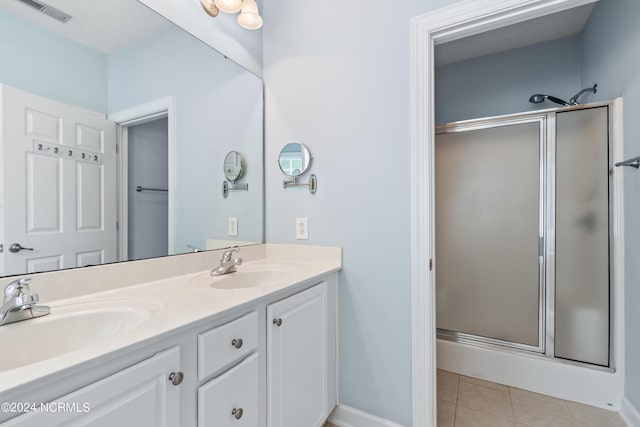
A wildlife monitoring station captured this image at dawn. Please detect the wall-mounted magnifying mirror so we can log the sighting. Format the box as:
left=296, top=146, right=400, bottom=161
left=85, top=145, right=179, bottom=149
left=278, top=142, right=312, bottom=177
left=224, top=151, right=244, bottom=182
left=279, top=142, right=317, bottom=194
left=222, top=151, right=248, bottom=198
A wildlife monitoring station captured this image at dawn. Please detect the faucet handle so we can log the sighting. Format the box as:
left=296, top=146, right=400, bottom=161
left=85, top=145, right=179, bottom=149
left=4, top=277, right=32, bottom=300
left=221, top=248, right=240, bottom=262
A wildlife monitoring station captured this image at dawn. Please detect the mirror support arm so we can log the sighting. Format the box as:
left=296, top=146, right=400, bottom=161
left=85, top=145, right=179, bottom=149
left=222, top=181, right=249, bottom=198
left=283, top=174, right=317, bottom=195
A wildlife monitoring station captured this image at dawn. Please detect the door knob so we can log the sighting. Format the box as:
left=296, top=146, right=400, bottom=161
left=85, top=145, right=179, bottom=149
left=231, top=338, right=243, bottom=349
left=9, top=243, right=34, bottom=253
left=272, top=318, right=282, bottom=327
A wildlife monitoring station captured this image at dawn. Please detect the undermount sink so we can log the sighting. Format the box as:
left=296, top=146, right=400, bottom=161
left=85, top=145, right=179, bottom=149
left=0, top=298, right=162, bottom=371
left=189, top=263, right=304, bottom=289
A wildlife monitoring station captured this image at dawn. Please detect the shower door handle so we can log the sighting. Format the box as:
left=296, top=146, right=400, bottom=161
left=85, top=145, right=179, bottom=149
left=538, top=237, right=544, bottom=257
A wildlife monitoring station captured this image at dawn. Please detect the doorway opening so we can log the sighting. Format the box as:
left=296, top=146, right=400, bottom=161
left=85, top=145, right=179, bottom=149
left=122, top=117, right=169, bottom=261
left=109, top=97, right=176, bottom=262
left=409, top=1, right=626, bottom=425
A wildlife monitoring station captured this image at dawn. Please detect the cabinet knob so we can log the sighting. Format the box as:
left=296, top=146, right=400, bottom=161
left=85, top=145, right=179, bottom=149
left=231, top=407, right=244, bottom=419
left=272, top=318, right=282, bottom=327
left=168, top=372, right=184, bottom=386
left=231, top=338, right=243, bottom=349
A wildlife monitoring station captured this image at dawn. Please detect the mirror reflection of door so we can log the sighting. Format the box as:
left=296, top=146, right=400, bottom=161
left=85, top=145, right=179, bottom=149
left=126, top=118, right=169, bottom=261
left=0, top=84, right=117, bottom=276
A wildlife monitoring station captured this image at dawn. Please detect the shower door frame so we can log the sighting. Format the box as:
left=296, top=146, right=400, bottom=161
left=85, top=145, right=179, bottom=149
left=434, top=103, right=617, bottom=366
left=435, top=114, right=548, bottom=355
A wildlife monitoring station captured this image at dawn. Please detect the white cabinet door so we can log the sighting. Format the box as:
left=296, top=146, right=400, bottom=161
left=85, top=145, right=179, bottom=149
left=198, top=353, right=259, bottom=427
left=267, top=282, right=328, bottom=427
left=4, top=347, right=181, bottom=427
left=0, top=84, right=117, bottom=276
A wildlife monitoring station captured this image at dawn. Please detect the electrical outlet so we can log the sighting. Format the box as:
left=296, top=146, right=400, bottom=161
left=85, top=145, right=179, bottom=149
left=296, top=217, right=309, bottom=240
left=228, top=217, right=238, bottom=236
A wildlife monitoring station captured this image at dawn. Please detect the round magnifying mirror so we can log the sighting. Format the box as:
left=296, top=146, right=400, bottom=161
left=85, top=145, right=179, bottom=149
left=223, top=151, right=244, bottom=182
left=278, top=142, right=312, bottom=177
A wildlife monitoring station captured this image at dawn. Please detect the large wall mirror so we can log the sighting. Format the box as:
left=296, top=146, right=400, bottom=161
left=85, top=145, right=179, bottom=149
left=0, top=0, right=264, bottom=277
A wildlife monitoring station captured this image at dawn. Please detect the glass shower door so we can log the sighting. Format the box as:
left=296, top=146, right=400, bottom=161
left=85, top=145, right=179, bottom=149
left=435, top=120, right=543, bottom=349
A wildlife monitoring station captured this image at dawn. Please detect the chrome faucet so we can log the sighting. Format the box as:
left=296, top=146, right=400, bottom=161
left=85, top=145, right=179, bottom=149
left=0, top=278, right=50, bottom=326
left=210, top=249, right=242, bottom=276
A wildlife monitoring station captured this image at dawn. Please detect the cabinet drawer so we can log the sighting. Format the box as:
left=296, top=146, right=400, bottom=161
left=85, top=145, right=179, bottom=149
left=198, top=353, right=258, bottom=427
left=198, top=311, right=258, bottom=380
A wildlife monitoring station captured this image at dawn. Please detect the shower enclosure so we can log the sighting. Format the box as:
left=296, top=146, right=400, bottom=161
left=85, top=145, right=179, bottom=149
left=435, top=103, right=614, bottom=367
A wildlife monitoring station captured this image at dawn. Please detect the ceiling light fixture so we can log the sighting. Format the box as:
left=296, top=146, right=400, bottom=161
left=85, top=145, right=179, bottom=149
left=215, top=0, right=242, bottom=13
left=201, top=0, right=263, bottom=30
left=237, top=0, right=263, bottom=30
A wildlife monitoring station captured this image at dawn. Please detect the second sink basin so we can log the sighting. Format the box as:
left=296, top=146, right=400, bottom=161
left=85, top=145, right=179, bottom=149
left=189, top=262, right=305, bottom=289
left=0, top=298, right=162, bottom=372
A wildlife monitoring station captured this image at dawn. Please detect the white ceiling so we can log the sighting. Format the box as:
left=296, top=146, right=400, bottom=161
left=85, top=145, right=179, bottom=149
left=2, top=0, right=172, bottom=54
left=435, top=3, right=597, bottom=66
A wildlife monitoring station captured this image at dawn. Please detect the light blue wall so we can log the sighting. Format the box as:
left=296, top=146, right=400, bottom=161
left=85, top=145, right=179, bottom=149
left=109, top=27, right=263, bottom=253
left=262, top=0, right=460, bottom=425
left=0, top=9, right=107, bottom=113
left=435, top=36, right=583, bottom=124
left=581, top=0, right=640, bottom=412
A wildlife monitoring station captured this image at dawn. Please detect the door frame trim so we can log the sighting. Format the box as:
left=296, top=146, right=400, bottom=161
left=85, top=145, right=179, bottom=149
left=409, top=1, right=608, bottom=425
left=109, top=97, right=177, bottom=260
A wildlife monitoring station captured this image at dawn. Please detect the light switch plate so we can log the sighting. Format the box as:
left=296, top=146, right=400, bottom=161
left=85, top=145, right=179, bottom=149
left=296, top=217, right=309, bottom=240
left=228, top=217, right=238, bottom=236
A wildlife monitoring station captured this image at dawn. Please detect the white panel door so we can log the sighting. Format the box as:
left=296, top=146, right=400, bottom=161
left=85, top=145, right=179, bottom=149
left=0, top=84, right=116, bottom=275
left=267, top=283, right=328, bottom=427
left=3, top=347, right=181, bottom=427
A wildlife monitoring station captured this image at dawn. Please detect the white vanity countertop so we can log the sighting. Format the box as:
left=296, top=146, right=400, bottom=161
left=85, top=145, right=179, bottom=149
left=0, top=244, right=341, bottom=395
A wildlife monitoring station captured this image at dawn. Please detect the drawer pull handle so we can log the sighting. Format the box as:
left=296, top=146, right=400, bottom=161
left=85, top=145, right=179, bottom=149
left=231, top=338, right=243, bottom=349
left=272, top=318, right=282, bottom=327
left=168, top=372, right=184, bottom=386
left=232, top=407, right=244, bottom=419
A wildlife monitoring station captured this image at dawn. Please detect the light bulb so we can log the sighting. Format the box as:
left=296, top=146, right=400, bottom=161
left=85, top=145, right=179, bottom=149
left=237, top=0, right=263, bottom=30
left=214, top=0, right=242, bottom=13
left=200, top=0, right=219, bottom=17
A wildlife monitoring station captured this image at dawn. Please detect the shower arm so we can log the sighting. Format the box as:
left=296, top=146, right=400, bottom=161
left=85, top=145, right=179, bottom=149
left=569, top=84, right=598, bottom=105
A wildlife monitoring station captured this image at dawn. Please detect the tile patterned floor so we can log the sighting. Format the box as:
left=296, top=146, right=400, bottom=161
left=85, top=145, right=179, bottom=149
left=437, top=370, right=626, bottom=427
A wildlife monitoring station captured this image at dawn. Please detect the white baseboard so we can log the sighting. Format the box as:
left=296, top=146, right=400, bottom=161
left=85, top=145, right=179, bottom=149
left=620, top=397, right=640, bottom=427
left=328, top=404, right=405, bottom=427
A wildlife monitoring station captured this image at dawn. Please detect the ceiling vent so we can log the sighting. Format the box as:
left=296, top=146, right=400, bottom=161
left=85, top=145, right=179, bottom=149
left=14, top=0, right=72, bottom=23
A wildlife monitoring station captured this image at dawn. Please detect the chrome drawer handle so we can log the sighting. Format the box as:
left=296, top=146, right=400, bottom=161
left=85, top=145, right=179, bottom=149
left=168, top=372, right=184, bottom=386
left=272, top=318, right=282, bottom=327
left=232, top=407, right=243, bottom=419
left=231, top=338, right=243, bottom=349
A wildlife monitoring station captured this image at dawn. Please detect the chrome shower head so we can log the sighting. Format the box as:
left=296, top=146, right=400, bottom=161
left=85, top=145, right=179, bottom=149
left=528, top=94, right=570, bottom=107
left=529, top=94, right=546, bottom=104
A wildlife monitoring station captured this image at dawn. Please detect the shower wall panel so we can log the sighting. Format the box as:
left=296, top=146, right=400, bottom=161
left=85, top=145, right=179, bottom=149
left=555, top=107, right=610, bottom=366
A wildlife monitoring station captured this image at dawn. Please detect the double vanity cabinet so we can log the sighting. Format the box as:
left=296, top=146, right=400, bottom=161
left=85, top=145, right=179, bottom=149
left=0, top=246, right=340, bottom=427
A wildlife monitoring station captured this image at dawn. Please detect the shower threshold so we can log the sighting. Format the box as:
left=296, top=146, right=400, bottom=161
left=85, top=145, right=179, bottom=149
left=437, top=328, right=543, bottom=354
